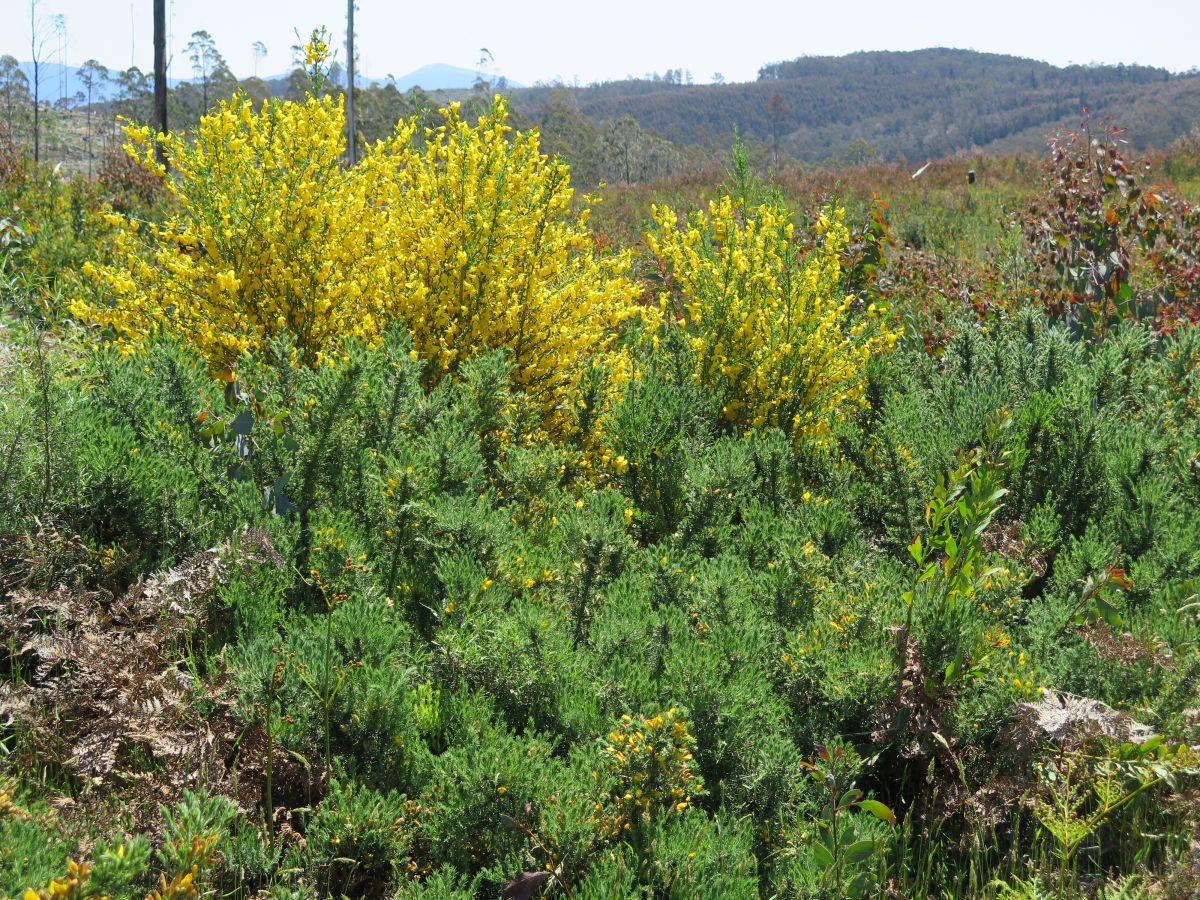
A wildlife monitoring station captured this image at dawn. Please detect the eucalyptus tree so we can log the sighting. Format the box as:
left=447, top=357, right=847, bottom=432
left=77, top=58, right=108, bottom=175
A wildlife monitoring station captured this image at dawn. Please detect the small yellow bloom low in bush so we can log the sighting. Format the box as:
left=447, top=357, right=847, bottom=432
left=648, top=198, right=900, bottom=443
left=597, top=708, right=703, bottom=834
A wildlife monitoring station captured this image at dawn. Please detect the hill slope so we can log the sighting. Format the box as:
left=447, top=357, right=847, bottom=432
left=510, top=48, right=1200, bottom=163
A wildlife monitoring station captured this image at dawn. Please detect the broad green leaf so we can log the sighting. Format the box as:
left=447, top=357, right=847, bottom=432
left=232, top=409, right=254, bottom=436
left=944, top=656, right=958, bottom=681
left=844, top=839, right=877, bottom=863
left=811, top=842, right=834, bottom=869
left=846, top=872, right=870, bottom=898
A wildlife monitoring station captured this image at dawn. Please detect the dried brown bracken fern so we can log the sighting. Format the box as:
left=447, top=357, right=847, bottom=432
left=0, top=530, right=295, bottom=834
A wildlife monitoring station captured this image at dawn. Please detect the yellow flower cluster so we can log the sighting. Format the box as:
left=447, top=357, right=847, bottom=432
left=977, top=565, right=1027, bottom=619
left=22, top=860, right=89, bottom=900
left=596, top=708, right=703, bottom=835
left=75, top=93, right=400, bottom=370
left=155, top=833, right=222, bottom=900
left=0, top=778, right=30, bottom=821
left=365, top=97, right=645, bottom=435
left=994, top=642, right=1047, bottom=699
left=303, top=32, right=329, bottom=67
left=19, top=837, right=211, bottom=900
left=648, top=199, right=900, bottom=443
left=74, top=94, right=645, bottom=437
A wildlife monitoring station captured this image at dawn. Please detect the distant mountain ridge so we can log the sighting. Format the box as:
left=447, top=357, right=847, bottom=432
left=16, top=61, right=186, bottom=104
left=509, top=47, right=1200, bottom=163
left=10, top=48, right=1198, bottom=165
left=255, top=63, right=522, bottom=91
left=385, top=64, right=521, bottom=92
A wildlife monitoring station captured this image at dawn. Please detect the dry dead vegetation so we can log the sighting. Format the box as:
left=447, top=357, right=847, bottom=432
left=0, top=527, right=312, bottom=842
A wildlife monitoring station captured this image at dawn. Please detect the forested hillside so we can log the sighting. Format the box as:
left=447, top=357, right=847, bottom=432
left=511, top=48, right=1200, bottom=164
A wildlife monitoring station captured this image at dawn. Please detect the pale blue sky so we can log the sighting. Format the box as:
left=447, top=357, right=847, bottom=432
left=2, top=0, right=1198, bottom=86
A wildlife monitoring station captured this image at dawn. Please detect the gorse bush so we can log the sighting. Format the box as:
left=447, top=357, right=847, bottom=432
left=0, top=147, right=117, bottom=301
left=648, top=197, right=899, bottom=443
left=599, top=708, right=704, bottom=835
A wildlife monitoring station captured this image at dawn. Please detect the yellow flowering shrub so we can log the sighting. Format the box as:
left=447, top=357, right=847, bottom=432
left=365, top=97, right=644, bottom=435
left=73, top=92, right=643, bottom=437
left=595, top=708, right=703, bottom=835
left=74, top=94, right=407, bottom=369
left=648, top=198, right=900, bottom=443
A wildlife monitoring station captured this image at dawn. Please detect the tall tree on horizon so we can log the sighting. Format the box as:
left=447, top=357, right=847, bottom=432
left=78, top=58, right=108, bottom=177
left=0, top=56, right=30, bottom=139
left=185, top=30, right=230, bottom=113
left=29, top=0, right=54, bottom=163
left=116, top=66, right=151, bottom=128
left=252, top=40, right=267, bottom=78
left=154, top=0, right=167, bottom=169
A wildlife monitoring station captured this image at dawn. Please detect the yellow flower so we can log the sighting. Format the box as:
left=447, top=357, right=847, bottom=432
left=599, top=710, right=702, bottom=836
left=303, top=29, right=330, bottom=67
left=648, top=199, right=899, bottom=446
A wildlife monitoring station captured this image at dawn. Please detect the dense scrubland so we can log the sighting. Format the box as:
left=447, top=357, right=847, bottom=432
left=1, top=43, right=1200, bottom=900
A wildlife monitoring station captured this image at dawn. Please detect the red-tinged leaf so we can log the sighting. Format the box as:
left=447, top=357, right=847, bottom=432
left=908, top=535, right=923, bottom=563
left=857, top=799, right=897, bottom=825
left=1107, top=566, right=1133, bottom=590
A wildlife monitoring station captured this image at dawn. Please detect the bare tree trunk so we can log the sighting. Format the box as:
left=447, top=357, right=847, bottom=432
left=153, top=0, right=168, bottom=169
left=31, top=0, right=40, bottom=163
left=345, top=0, right=356, bottom=164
